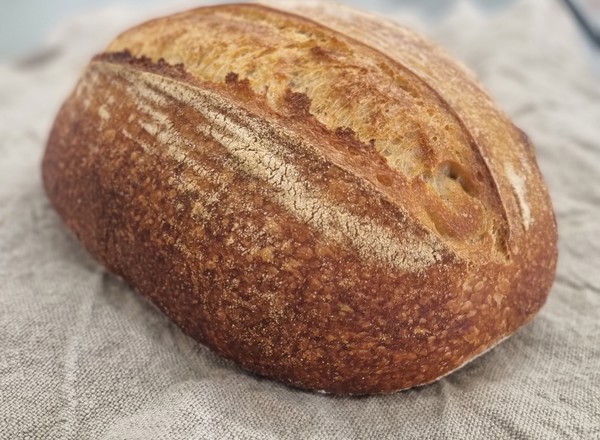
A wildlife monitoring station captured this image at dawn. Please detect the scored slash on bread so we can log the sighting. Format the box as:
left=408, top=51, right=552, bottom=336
left=42, top=3, right=557, bottom=394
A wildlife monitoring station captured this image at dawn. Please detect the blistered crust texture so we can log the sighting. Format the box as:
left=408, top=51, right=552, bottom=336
left=42, top=3, right=557, bottom=394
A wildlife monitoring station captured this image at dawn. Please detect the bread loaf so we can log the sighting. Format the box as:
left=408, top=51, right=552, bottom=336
left=42, top=2, right=558, bottom=394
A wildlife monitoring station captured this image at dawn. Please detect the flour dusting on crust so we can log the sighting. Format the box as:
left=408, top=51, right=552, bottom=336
left=505, top=162, right=532, bottom=230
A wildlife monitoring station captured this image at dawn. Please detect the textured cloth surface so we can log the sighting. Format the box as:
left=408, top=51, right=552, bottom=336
left=1, top=0, right=599, bottom=438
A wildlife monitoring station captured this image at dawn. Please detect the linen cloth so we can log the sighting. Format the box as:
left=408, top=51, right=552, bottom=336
left=1, top=0, right=599, bottom=438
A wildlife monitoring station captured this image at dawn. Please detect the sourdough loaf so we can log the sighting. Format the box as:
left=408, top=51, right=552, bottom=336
left=42, top=2, right=558, bottom=394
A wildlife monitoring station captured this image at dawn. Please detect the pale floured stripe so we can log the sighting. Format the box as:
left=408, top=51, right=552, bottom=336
left=504, top=162, right=532, bottom=231
left=194, top=104, right=444, bottom=272
left=121, top=82, right=227, bottom=223
left=118, top=95, right=223, bottom=256
left=95, top=62, right=444, bottom=271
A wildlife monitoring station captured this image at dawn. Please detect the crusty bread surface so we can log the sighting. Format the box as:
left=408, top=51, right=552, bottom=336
left=42, top=2, right=557, bottom=394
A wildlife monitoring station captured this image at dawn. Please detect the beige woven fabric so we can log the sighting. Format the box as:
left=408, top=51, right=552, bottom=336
left=1, top=1, right=599, bottom=438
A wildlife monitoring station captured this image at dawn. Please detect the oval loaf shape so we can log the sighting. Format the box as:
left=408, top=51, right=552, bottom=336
left=42, top=2, right=558, bottom=394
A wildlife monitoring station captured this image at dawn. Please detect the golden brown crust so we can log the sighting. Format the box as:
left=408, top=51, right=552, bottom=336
left=42, top=3, right=557, bottom=394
